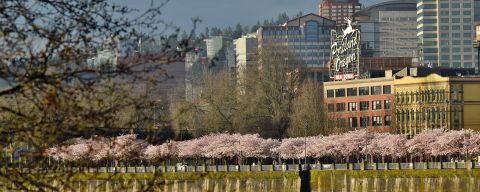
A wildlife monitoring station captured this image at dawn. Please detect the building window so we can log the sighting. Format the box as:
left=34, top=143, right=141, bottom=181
left=372, top=100, right=382, bottom=110
left=372, top=116, right=382, bottom=126
left=371, top=86, right=381, bottom=95
left=336, top=103, right=345, bottom=112
left=349, top=117, right=358, bottom=128
left=348, top=102, right=357, bottom=111
left=337, top=118, right=347, bottom=128
left=328, top=104, right=334, bottom=112
left=359, top=87, right=369, bottom=95
left=454, top=108, right=460, bottom=129
left=383, top=85, right=391, bottom=94
left=305, top=21, right=318, bottom=42
left=360, top=116, right=369, bottom=127
left=347, top=88, right=358, bottom=96
left=385, top=116, right=391, bottom=126
left=327, top=90, right=334, bottom=98
left=360, top=101, right=369, bottom=111
left=384, top=100, right=391, bottom=109
left=335, top=89, right=345, bottom=97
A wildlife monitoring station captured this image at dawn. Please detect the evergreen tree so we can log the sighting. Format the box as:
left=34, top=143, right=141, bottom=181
left=276, top=12, right=290, bottom=25
left=233, top=23, right=244, bottom=39
left=204, top=27, right=210, bottom=38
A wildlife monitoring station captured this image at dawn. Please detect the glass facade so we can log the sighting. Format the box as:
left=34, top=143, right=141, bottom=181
left=305, top=21, right=319, bottom=42
left=418, top=0, right=477, bottom=69
left=258, top=14, right=336, bottom=71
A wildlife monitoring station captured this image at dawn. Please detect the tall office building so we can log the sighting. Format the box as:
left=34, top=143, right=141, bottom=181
left=417, top=0, right=478, bottom=69
left=319, top=0, right=362, bottom=25
left=354, top=0, right=417, bottom=57
left=204, top=36, right=235, bottom=70
left=257, top=13, right=336, bottom=81
left=234, top=33, right=258, bottom=85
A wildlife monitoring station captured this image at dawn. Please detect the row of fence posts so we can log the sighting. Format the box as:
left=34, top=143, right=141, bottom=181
left=2, top=161, right=476, bottom=174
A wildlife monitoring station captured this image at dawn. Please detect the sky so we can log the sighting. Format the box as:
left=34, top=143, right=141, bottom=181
left=116, top=0, right=388, bottom=32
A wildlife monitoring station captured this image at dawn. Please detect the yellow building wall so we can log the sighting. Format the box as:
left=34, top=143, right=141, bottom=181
left=463, top=84, right=480, bottom=102
left=464, top=105, right=480, bottom=131
left=462, top=84, right=480, bottom=131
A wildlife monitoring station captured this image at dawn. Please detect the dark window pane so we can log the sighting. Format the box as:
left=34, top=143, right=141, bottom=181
left=372, top=100, right=382, bottom=110
left=371, top=86, right=381, bottom=95
left=359, top=87, right=369, bottom=95
left=360, top=101, right=369, bottom=111
left=360, top=117, right=369, bottom=127
left=383, top=85, right=391, bottom=94
left=384, top=100, right=391, bottom=109
left=327, top=90, right=334, bottom=98
left=347, top=88, right=358, bottom=96
left=385, top=116, right=392, bottom=126
left=328, top=104, right=334, bottom=112
left=349, top=117, right=358, bottom=128
left=335, top=88, right=345, bottom=97
left=336, top=103, right=345, bottom=112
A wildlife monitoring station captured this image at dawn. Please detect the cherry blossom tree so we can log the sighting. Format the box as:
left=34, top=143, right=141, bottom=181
left=44, top=129, right=480, bottom=165
left=201, top=133, right=239, bottom=162
left=431, top=130, right=464, bottom=158
left=406, top=128, right=444, bottom=161
left=310, top=134, right=340, bottom=160
left=376, top=134, right=407, bottom=162
left=272, top=137, right=305, bottom=161
left=341, top=130, right=372, bottom=162
left=362, top=133, right=388, bottom=162
left=111, top=134, right=146, bottom=163
left=466, top=130, right=480, bottom=157
left=143, top=144, right=171, bottom=161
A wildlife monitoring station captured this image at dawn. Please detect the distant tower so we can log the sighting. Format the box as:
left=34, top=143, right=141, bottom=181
left=319, top=0, right=362, bottom=25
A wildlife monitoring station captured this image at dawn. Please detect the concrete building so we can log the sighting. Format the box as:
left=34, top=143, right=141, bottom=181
left=204, top=36, right=235, bottom=70
left=319, top=0, right=362, bottom=25
left=353, top=0, right=417, bottom=57
left=234, top=33, right=258, bottom=86
left=417, top=0, right=478, bottom=70
left=185, top=51, right=208, bottom=102
left=257, top=13, right=336, bottom=81
left=324, top=74, right=394, bottom=133
left=394, top=74, right=480, bottom=136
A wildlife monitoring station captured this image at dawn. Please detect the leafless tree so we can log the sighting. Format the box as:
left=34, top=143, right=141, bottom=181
left=0, top=0, right=197, bottom=190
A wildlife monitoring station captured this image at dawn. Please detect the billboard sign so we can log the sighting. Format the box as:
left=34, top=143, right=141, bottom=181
left=330, top=18, right=361, bottom=81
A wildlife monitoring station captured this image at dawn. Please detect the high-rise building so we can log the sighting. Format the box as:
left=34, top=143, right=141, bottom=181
left=204, top=36, right=235, bottom=70
left=257, top=13, right=336, bottom=81
left=319, top=0, right=362, bottom=25
left=234, top=33, right=258, bottom=86
left=417, top=0, right=478, bottom=70
left=185, top=51, right=208, bottom=102
left=354, top=0, right=417, bottom=57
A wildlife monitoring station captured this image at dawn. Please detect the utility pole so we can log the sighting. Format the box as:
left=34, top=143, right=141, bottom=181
left=303, top=119, right=308, bottom=170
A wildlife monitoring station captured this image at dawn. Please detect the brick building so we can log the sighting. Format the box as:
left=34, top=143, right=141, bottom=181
left=324, top=75, right=394, bottom=133
left=319, top=0, right=362, bottom=25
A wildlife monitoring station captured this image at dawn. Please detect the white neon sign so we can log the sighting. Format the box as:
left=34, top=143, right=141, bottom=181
left=330, top=18, right=361, bottom=80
